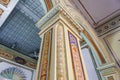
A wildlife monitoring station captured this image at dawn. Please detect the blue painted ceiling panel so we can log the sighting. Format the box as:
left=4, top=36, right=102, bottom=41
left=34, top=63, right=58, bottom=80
left=0, top=8, right=42, bottom=59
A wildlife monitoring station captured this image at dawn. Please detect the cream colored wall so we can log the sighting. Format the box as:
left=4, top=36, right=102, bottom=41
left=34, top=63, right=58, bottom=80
left=100, top=27, right=120, bottom=63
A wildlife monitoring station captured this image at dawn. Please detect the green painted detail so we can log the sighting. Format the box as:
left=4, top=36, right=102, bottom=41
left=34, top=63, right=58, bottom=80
left=101, top=67, right=117, bottom=76
left=81, top=25, right=107, bottom=63
left=97, top=63, right=115, bottom=70
left=36, top=4, right=60, bottom=28
left=80, top=32, right=102, bottom=66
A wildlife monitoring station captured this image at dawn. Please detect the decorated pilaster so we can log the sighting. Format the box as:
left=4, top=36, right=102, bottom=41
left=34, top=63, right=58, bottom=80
left=35, top=0, right=120, bottom=80
left=35, top=4, right=87, bottom=80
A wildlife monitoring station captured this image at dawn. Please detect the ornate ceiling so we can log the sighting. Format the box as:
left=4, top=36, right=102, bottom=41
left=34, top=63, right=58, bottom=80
left=0, top=0, right=120, bottom=60
left=73, top=0, right=120, bottom=28
left=0, top=0, right=47, bottom=59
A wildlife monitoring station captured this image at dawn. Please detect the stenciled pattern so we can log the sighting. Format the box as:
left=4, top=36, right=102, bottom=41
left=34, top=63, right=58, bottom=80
left=68, top=31, right=85, bottom=80
left=40, top=31, right=52, bottom=80
left=95, top=15, right=120, bottom=36
left=57, top=25, right=67, bottom=80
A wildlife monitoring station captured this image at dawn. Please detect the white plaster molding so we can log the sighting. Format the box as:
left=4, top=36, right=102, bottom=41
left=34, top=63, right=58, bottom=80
left=0, top=0, right=19, bottom=27
left=36, top=4, right=83, bottom=32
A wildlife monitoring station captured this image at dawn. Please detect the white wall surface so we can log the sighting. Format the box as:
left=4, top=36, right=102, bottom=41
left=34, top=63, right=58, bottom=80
left=0, top=0, right=19, bottom=27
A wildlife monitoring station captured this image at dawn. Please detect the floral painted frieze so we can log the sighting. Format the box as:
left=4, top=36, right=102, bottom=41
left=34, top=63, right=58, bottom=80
left=68, top=31, right=85, bottom=80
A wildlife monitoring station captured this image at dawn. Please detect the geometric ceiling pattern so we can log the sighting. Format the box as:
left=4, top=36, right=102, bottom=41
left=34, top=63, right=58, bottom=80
left=0, top=8, right=41, bottom=59
left=0, top=0, right=47, bottom=59
left=17, top=0, right=46, bottom=22
left=21, top=0, right=45, bottom=17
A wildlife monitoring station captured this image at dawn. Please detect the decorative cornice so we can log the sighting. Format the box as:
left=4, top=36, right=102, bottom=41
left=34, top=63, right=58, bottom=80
left=36, top=4, right=60, bottom=27
left=0, top=44, right=37, bottom=69
left=95, top=15, right=120, bottom=37
left=36, top=4, right=83, bottom=31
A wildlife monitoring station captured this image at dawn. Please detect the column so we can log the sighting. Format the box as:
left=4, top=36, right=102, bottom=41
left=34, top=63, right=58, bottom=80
left=35, top=5, right=87, bottom=80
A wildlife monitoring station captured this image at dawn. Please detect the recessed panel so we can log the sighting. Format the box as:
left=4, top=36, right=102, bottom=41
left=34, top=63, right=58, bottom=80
left=104, top=30, right=120, bottom=67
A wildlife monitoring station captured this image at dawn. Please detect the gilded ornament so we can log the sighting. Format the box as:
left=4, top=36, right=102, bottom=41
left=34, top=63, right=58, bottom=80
left=0, top=0, right=10, bottom=5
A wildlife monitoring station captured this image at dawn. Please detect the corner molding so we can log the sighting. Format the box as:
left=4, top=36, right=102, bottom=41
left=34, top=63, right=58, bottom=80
left=35, top=4, right=83, bottom=31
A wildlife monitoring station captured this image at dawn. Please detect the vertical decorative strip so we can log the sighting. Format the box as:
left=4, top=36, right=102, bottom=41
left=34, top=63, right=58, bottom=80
left=40, top=30, right=52, bottom=80
left=68, top=31, right=85, bottom=80
left=57, top=25, right=67, bottom=80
